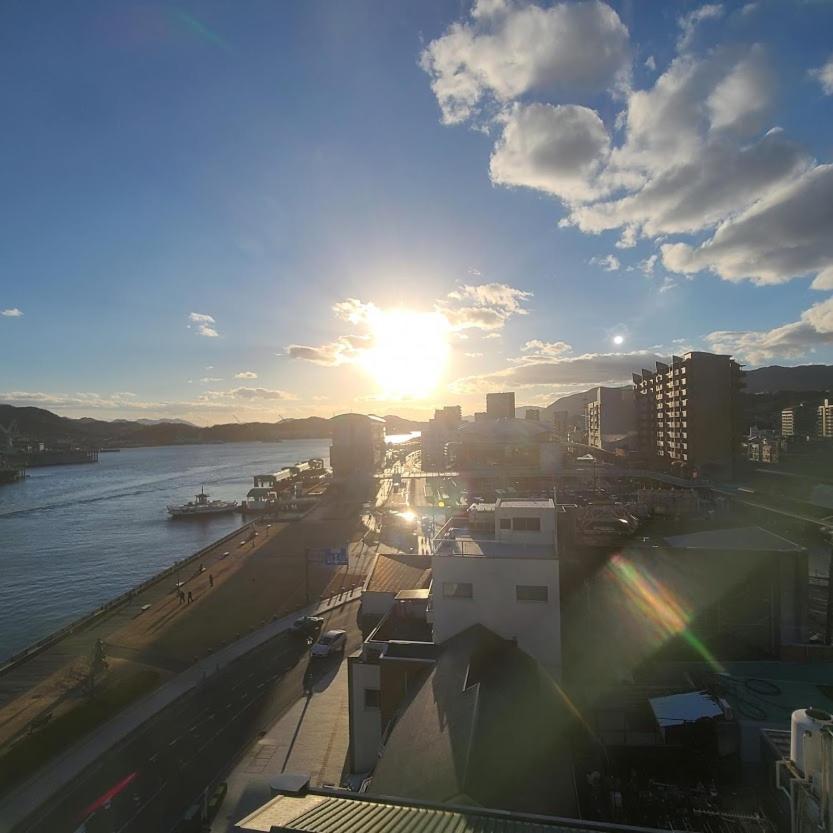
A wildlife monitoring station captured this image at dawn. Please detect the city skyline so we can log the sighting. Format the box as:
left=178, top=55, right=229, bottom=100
left=2, top=1, right=833, bottom=424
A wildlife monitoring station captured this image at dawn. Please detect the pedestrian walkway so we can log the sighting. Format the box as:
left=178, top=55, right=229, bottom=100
left=0, top=587, right=362, bottom=833
left=211, top=660, right=350, bottom=832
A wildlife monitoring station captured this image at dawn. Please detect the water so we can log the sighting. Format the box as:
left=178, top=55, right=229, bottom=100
left=0, top=441, right=330, bottom=661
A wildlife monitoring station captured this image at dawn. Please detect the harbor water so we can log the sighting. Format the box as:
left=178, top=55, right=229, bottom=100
left=0, top=441, right=330, bottom=661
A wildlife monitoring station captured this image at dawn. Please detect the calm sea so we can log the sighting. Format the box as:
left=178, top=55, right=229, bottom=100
left=0, top=441, right=331, bottom=661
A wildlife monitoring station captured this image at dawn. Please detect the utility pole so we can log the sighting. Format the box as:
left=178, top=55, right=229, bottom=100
left=304, top=548, right=310, bottom=606
left=826, top=539, right=833, bottom=646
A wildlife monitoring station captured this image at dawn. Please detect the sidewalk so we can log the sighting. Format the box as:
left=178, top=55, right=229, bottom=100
left=210, top=660, right=351, bottom=832
left=0, top=587, right=362, bottom=833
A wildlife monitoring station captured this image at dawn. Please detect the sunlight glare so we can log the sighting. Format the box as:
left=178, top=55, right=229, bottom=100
left=360, top=308, right=450, bottom=399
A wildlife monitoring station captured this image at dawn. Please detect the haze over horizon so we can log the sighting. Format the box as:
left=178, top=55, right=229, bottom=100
left=3, top=1, right=833, bottom=424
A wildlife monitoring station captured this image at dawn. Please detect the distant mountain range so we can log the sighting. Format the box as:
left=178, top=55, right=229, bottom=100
left=0, top=405, right=425, bottom=448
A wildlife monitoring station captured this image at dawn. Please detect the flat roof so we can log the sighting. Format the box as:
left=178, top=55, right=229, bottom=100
left=366, top=553, right=431, bottom=594
left=649, top=690, right=725, bottom=728
left=664, top=526, right=804, bottom=552
left=394, top=589, right=430, bottom=600
left=435, top=533, right=554, bottom=559
left=497, top=498, right=555, bottom=509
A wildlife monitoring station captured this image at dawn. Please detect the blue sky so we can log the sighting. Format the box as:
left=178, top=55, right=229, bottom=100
left=2, top=0, right=833, bottom=423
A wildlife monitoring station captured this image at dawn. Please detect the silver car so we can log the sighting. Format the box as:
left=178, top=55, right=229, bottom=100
left=310, top=629, right=347, bottom=658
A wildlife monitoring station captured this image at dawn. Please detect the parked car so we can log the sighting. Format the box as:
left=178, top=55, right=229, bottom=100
left=290, top=616, right=324, bottom=639
left=310, top=629, right=347, bottom=658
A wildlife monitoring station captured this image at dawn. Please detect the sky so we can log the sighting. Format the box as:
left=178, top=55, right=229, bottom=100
left=1, top=0, right=833, bottom=424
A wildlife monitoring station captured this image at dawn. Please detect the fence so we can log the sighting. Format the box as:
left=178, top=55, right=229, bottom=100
left=0, top=522, right=255, bottom=677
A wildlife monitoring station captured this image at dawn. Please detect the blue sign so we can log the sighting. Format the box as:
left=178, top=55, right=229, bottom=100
left=324, top=546, right=349, bottom=566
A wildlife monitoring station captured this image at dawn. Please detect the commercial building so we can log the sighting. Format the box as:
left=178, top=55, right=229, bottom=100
left=781, top=403, right=816, bottom=439
left=420, top=404, right=462, bottom=471
left=585, top=386, right=636, bottom=452
left=525, top=407, right=540, bottom=422
left=818, top=398, right=833, bottom=438
left=552, top=409, right=569, bottom=436
left=632, top=351, right=743, bottom=478
left=486, top=391, right=515, bottom=419
left=329, top=414, right=385, bottom=481
left=450, top=418, right=562, bottom=474
left=430, top=498, right=561, bottom=677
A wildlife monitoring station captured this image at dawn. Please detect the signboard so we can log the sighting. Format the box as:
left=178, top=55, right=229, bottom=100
left=324, top=546, right=349, bottom=566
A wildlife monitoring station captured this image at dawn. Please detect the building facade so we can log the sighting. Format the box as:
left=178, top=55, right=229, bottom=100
left=585, top=386, right=636, bottom=452
left=632, top=351, right=743, bottom=478
left=486, top=391, right=516, bottom=419
left=329, top=414, right=386, bottom=481
left=781, top=403, right=816, bottom=439
left=818, top=399, right=833, bottom=438
left=421, top=404, right=463, bottom=471
left=430, top=498, right=561, bottom=676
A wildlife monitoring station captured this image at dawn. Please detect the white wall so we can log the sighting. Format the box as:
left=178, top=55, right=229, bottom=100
left=348, top=658, right=382, bottom=773
left=495, top=502, right=557, bottom=549
left=430, top=553, right=561, bottom=677
left=361, top=590, right=397, bottom=619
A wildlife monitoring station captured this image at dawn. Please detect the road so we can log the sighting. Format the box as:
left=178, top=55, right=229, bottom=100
left=16, top=603, right=361, bottom=833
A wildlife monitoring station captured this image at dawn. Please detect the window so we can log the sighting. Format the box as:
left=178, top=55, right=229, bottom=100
left=364, top=689, right=380, bottom=709
left=499, top=518, right=511, bottom=530
left=443, top=582, right=473, bottom=599
left=512, top=516, right=541, bottom=532
left=516, top=585, right=548, bottom=602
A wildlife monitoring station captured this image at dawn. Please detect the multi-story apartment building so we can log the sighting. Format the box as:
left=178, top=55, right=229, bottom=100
left=585, top=386, right=636, bottom=451
left=817, top=398, right=833, bottom=438
left=632, top=352, right=743, bottom=478
left=486, top=391, right=515, bottom=419
left=420, top=404, right=463, bottom=470
left=782, top=403, right=816, bottom=439
left=329, top=413, right=386, bottom=480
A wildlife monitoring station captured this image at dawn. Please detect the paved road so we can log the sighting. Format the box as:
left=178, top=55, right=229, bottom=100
left=15, top=603, right=361, bottom=833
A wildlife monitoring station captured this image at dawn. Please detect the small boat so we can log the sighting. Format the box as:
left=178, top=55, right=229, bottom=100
left=167, top=487, right=238, bottom=518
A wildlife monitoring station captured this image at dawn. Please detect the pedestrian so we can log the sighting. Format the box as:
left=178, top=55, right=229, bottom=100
left=187, top=590, right=193, bottom=604
left=209, top=574, right=214, bottom=588
left=178, top=589, right=184, bottom=605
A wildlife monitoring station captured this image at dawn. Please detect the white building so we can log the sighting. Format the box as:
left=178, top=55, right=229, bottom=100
left=430, top=498, right=561, bottom=677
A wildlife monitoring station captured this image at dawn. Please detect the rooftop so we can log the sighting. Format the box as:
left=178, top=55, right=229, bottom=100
left=497, top=498, right=555, bottom=509
left=366, top=553, right=431, bottom=594
left=368, top=625, right=579, bottom=816
left=236, top=787, right=668, bottom=833
left=664, top=526, right=804, bottom=552
left=434, top=531, right=553, bottom=559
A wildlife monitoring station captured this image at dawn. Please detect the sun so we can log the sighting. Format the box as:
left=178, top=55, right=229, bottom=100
left=359, top=308, right=450, bottom=399
left=613, top=334, right=625, bottom=346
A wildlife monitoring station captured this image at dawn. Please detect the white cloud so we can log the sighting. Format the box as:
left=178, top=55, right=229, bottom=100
left=464, top=351, right=484, bottom=358
left=420, top=0, right=630, bottom=124
left=639, top=254, right=658, bottom=275
left=188, top=312, right=219, bottom=338
left=662, top=164, right=833, bottom=286
left=644, top=55, right=656, bottom=72
left=1, top=308, right=23, bottom=317
left=198, top=387, right=296, bottom=402
left=234, top=371, right=258, bottom=379
left=286, top=335, right=370, bottom=366
left=677, top=4, right=724, bottom=53
left=706, top=297, right=833, bottom=363
left=200, top=376, right=223, bottom=383
left=490, top=103, right=611, bottom=201
left=589, top=254, right=621, bottom=271
left=520, top=339, right=573, bottom=357
left=810, top=54, right=833, bottom=96
left=450, top=346, right=667, bottom=393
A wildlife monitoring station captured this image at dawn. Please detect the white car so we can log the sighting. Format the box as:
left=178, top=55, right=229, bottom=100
left=310, top=629, right=347, bottom=658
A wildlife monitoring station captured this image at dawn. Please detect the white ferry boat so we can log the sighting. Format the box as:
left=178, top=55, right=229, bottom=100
left=167, top=487, right=238, bottom=518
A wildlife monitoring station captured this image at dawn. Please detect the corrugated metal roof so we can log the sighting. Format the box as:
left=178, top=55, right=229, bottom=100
left=238, top=792, right=612, bottom=833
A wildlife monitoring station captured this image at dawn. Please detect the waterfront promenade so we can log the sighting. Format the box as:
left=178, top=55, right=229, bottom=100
left=0, top=487, right=374, bottom=793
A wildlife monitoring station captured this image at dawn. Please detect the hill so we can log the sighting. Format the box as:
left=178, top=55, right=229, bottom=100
left=743, top=364, right=833, bottom=393
left=0, top=405, right=424, bottom=448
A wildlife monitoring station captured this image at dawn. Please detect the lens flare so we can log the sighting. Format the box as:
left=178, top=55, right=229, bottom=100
left=608, top=554, right=723, bottom=672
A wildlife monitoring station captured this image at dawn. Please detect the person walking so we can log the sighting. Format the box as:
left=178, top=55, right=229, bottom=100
left=187, top=590, right=193, bottom=604
left=209, top=573, right=214, bottom=588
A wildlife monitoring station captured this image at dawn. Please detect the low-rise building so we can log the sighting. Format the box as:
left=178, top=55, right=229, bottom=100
left=430, top=498, right=561, bottom=677
left=361, top=553, right=431, bottom=619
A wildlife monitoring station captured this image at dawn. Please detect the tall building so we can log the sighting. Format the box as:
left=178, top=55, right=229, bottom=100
left=632, top=351, right=743, bottom=478
left=421, top=404, right=462, bottom=470
left=552, top=410, right=569, bottom=436
left=818, top=399, right=833, bottom=438
left=329, top=414, right=386, bottom=480
left=525, top=408, right=540, bottom=422
left=486, top=391, right=515, bottom=419
left=585, top=386, right=636, bottom=451
left=781, top=403, right=815, bottom=439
